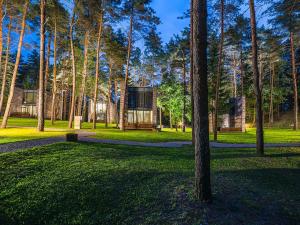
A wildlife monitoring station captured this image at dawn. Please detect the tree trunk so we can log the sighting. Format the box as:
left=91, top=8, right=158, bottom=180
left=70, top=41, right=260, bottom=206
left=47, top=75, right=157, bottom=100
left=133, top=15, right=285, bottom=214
left=240, top=50, right=245, bottom=97
left=193, top=0, right=212, bottom=202
left=169, top=110, right=172, bottom=129
left=1, top=0, right=29, bottom=128
left=233, top=53, right=237, bottom=98
left=190, top=0, right=195, bottom=145
left=0, top=16, right=12, bottom=115
left=37, top=0, right=46, bottom=132
left=160, top=107, right=162, bottom=130
left=45, top=35, right=51, bottom=92
left=182, top=56, right=186, bottom=132
left=114, top=79, right=118, bottom=126
left=92, top=15, right=103, bottom=129
left=77, top=31, right=89, bottom=117
left=120, top=11, right=133, bottom=131
left=290, top=32, right=298, bottom=130
left=269, top=62, right=274, bottom=126
left=213, top=0, right=224, bottom=141
left=107, top=62, right=113, bottom=124
left=51, top=21, right=58, bottom=124
left=0, top=0, right=4, bottom=88
left=82, top=94, right=87, bottom=122
left=249, top=0, right=264, bottom=155
left=68, top=12, right=77, bottom=129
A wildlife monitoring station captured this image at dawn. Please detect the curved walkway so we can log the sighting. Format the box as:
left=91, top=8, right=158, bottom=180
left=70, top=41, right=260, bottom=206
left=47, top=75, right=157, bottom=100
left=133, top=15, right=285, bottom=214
left=1, top=132, right=300, bottom=153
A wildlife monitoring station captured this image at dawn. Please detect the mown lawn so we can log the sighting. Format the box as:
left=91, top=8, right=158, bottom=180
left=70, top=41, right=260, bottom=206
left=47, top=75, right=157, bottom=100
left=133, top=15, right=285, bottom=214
left=0, top=142, right=299, bottom=225
left=0, top=128, right=67, bottom=144
left=2, top=117, right=300, bottom=144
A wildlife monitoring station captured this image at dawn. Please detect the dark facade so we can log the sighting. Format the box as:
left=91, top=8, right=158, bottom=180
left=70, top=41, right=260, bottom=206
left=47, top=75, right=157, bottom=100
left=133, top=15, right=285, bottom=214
left=120, top=84, right=157, bottom=130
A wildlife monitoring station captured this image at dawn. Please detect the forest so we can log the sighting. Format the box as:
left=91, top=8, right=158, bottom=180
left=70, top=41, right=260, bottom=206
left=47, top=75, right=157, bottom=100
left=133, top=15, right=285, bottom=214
left=0, top=0, right=300, bottom=221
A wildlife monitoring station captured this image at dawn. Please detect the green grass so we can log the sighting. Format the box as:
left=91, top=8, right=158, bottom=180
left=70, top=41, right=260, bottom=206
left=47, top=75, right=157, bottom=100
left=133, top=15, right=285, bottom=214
left=0, top=143, right=299, bottom=224
left=2, top=117, right=300, bottom=144
left=0, top=128, right=67, bottom=144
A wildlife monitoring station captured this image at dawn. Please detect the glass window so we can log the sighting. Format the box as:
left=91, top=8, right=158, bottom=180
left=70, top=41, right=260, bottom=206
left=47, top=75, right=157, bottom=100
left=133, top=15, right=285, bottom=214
left=143, top=111, right=152, bottom=124
left=24, top=91, right=36, bottom=104
left=128, top=110, right=135, bottom=124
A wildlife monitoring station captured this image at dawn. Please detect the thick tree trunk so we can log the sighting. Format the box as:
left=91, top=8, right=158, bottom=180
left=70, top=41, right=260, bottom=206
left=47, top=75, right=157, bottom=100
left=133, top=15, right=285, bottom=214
left=120, top=12, right=133, bottom=131
left=68, top=12, right=77, bottom=129
left=193, top=0, right=212, bottom=202
left=269, top=62, right=274, bottom=126
left=1, top=0, right=29, bottom=128
left=213, top=0, right=224, bottom=141
left=182, top=57, right=186, bottom=132
left=249, top=0, right=264, bottom=155
left=51, top=22, right=58, bottom=124
left=190, top=0, right=195, bottom=145
left=37, top=0, right=46, bottom=132
left=92, top=15, right=103, bottom=129
left=0, top=16, right=12, bottom=115
left=77, top=31, right=89, bottom=116
left=290, top=32, right=298, bottom=130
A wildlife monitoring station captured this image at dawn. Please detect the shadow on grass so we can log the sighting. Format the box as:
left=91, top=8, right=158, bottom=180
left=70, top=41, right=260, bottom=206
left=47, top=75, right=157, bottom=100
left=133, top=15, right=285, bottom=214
left=1, top=143, right=299, bottom=225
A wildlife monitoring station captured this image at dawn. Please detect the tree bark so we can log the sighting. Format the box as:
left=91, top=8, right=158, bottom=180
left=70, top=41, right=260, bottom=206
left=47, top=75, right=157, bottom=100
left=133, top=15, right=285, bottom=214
left=114, top=79, right=118, bottom=126
left=1, top=0, right=29, bottom=128
left=45, top=34, right=51, bottom=93
left=68, top=11, right=77, bottom=129
left=120, top=11, right=133, bottom=131
left=169, top=110, right=172, bottom=129
left=290, top=32, right=298, bottom=130
left=269, top=62, right=274, bottom=126
left=249, top=0, right=264, bottom=155
left=213, top=0, right=224, bottom=141
left=160, top=107, right=162, bottom=130
left=37, top=0, right=46, bottom=132
left=51, top=21, right=58, bottom=124
left=107, top=62, right=113, bottom=124
left=193, top=0, right=212, bottom=202
left=92, top=14, right=103, bottom=129
left=0, top=0, right=4, bottom=88
left=77, top=31, right=89, bottom=116
left=240, top=50, right=245, bottom=97
left=0, top=16, right=12, bottom=115
left=190, top=0, right=195, bottom=145
left=182, top=55, right=186, bottom=132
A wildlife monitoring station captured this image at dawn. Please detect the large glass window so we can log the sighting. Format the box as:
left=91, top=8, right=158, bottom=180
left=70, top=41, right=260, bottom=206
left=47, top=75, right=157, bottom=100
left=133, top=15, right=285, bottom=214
left=23, top=91, right=37, bottom=104
left=127, top=110, right=152, bottom=124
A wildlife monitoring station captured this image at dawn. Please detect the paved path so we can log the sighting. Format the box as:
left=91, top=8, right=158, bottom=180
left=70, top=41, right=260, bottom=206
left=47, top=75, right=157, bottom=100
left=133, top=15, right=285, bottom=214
left=80, top=137, right=300, bottom=148
left=0, top=131, right=95, bottom=153
left=2, top=131, right=300, bottom=153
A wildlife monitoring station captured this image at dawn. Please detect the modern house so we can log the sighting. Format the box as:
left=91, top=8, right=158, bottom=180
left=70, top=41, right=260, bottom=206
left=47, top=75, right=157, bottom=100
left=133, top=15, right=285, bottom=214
left=119, top=83, right=157, bottom=130
left=9, top=87, right=52, bottom=118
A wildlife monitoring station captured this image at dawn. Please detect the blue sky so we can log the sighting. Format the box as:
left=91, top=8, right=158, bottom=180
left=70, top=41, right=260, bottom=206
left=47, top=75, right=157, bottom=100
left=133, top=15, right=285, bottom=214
left=151, top=0, right=190, bottom=43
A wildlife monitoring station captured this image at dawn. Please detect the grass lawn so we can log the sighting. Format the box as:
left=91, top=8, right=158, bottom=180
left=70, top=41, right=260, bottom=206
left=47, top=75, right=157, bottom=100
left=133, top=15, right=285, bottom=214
left=0, top=142, right=299, bottom=225
left=1, top=117, right=300, bottom=144
left=0, top=128, right=67, bottom=144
